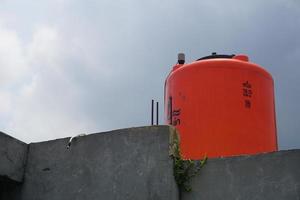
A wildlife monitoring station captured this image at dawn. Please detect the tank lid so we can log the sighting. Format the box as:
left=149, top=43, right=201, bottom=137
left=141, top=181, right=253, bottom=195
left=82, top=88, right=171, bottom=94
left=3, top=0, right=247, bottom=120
left=197, top=52, right=235, bottom=61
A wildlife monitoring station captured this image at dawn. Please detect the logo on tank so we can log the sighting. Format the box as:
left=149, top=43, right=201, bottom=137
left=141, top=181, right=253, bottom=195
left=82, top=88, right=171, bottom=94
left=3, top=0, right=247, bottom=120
left=242, top=81, right=253, bottom=108
left=167, top=96, right=181, bottom=126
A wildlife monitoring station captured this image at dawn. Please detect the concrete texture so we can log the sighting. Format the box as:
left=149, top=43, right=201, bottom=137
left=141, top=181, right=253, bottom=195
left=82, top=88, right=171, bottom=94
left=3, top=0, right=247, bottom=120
left=1, top=126, right=300, bottom=200
left=182, top=150, right=300, bottom=200
left=0, top=178, right=22, bottom=200
left=0, top=131, right=28, bottom=183
left=20, top=126, right=178, bottom=200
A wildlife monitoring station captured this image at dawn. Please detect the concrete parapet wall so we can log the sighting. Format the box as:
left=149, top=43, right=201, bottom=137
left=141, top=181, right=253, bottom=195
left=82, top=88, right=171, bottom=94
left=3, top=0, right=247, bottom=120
left=0, top=132, right=28, bottom=183
left=1, top=126, right=299, bottom=200
left=182, top=150, right=300, bottom=200
left=20, top=126, right=178, bottom=200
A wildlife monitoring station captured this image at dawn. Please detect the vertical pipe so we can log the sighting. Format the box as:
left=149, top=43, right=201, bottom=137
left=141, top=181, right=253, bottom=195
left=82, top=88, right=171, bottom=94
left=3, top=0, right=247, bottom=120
left=151, top=99, right=154, bottom=125
left=156, top=101, right=159, bottom=125
left=169, top=97, right=172, bottom=125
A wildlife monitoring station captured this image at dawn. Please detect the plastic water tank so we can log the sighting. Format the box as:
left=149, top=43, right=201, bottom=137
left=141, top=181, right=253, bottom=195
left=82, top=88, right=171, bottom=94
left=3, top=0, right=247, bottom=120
left=164, top=53, right=278, bottom=159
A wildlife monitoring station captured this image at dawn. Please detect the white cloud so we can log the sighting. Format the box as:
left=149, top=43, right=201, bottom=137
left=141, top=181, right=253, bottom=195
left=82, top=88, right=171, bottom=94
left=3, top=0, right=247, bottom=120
left=0, top=91, right=11, bottom=113
left=27, top=27, right=62, bottom=68
left=0, top=24, right=98, bottom=142
left=0, top=25, right=27, bottom=85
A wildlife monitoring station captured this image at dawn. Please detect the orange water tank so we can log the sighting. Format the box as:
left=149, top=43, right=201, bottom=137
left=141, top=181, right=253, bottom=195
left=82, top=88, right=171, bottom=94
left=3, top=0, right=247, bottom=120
left=164, top=53, right=278, bottom=159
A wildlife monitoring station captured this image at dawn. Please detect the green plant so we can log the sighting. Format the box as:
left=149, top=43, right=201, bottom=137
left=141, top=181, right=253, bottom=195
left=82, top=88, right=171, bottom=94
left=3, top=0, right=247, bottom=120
left=170, top=131, right=207, bottom=192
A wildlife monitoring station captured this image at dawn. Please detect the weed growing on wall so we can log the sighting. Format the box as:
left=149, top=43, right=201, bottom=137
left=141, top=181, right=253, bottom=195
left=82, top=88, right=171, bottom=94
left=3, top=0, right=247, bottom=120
left=170, top=129, right=207, bottom=192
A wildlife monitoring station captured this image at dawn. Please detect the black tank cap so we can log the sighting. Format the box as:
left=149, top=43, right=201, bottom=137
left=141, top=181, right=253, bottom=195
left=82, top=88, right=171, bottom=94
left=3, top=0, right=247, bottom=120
left=197, top=52, right=235, bottom=61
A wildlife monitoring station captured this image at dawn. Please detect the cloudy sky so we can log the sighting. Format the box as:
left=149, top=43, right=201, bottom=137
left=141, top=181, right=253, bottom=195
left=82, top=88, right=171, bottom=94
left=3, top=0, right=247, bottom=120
left=0, top=0, right=299, bottom=149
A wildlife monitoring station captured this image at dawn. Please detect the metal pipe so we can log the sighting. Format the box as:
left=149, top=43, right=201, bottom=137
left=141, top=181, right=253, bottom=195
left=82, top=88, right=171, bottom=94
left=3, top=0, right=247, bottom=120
left=170, top=97, right=172, bottom=125
left=156, top=101, right=159, bottom=125
left=151, top=99, right=154, bottom=125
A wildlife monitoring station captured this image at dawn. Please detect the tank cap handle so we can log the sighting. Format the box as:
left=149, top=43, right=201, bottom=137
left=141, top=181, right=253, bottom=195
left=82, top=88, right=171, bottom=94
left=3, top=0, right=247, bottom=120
left=196, top=53, right=235, bottom=61
left=178, top=53, right=185, bottom=64
left=233, top=54, right=249, bottom=62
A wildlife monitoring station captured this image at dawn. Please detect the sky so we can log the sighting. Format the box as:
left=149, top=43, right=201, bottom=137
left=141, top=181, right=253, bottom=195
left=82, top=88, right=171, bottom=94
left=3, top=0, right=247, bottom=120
left=0, top=0, right=299, bottom=150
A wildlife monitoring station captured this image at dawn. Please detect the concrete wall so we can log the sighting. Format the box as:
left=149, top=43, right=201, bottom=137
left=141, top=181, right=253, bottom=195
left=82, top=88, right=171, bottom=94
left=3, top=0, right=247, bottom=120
left=0, top=132, right=27, bottom=200
left=0, top=132, right=28, bottom=183
left=183, top=150, right=300, bottom=200
left=1, top=127, right=300, bottom=200
left=20, top=126, right=178, bottom=200
left=0, top=178, right=22, bottom=200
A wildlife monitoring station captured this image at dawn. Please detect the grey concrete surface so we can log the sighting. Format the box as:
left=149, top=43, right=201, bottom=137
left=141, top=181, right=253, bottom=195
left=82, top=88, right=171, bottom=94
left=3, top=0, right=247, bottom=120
left=21, top=126, right=178, bottom=200
left=0, top=132, right=28, bottom=183
left=0, top=178, right=22, bottom=200
left=182, top=150, right=300, bottom=200
left=1, top=126, right=300, bottom=200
